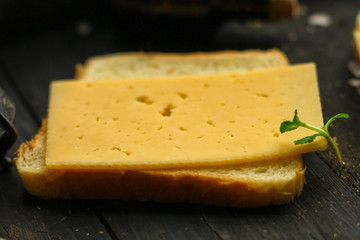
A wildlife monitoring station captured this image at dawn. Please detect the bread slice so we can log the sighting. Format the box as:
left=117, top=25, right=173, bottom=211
left=16, top=119, right=305, bottom=207
left=15, top=49, right=306, bottom=207
left=76, top=49, right=289, bottom=80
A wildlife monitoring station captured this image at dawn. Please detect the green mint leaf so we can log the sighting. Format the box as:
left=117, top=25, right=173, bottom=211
left=280, top=120, right=300, bottom=133
left=294, top=133, right=323, bottom=145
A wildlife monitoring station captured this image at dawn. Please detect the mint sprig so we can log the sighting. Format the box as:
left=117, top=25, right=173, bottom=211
left=280, top=110, right=349, bottom=164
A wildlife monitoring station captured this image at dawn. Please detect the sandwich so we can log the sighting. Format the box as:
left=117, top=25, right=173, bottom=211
left=15, top=49, right=326, bottom=207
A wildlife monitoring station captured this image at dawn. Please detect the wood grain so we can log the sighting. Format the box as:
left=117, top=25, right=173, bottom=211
left=0, top=56, right=112, bottom=240
left=0, top=0, right=359, bottom=239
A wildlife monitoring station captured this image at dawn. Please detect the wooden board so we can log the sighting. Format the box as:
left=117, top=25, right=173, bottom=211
left=0, top=0, right=360, bottom=239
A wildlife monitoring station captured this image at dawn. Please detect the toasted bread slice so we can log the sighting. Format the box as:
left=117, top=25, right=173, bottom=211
left=76, top=49, right=289, bottom=80
left=15, top=49, right=306, bottom=207
left=16, top=119, right=305, bottom=207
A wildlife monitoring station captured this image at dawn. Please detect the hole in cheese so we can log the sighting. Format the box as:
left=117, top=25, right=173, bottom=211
left=255, top=93, right=269, bottom=98
left=206, top=120, right=215, bottom=127
left=160, top=104, right=175, bottom=117
left=177, top=92, right=188, bottom=99
left=136, top=96, right=154, bottom=105
left=178, top=127, right=188, bottom=132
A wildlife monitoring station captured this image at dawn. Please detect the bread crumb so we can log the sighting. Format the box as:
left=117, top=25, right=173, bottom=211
left=75, top=21, right=92, bottom=36
left=308, top=13, right=332, bottom=27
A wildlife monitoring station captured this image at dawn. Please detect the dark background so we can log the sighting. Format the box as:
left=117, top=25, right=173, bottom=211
left=0, top=0, right=360, bottom=239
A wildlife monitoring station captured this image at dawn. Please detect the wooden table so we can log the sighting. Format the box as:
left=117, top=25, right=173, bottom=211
left=1, top=0, right=360, bottom=239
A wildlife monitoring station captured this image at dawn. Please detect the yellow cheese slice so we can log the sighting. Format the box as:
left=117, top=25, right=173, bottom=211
left=46, top=63, right=327, bottom=169
left=354, top=32, right=360, bottom=62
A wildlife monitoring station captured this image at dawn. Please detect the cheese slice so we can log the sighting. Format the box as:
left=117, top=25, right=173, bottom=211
left=354, top=32, right=360, bottom=62
left=46, top=63, right=327, bottom=169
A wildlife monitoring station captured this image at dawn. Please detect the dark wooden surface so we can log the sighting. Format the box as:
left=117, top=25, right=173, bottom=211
left=1, top=0, right=360, bottom=239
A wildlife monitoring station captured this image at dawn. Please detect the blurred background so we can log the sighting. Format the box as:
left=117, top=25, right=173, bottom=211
left=0, top=0, right=300, bottom=52
left=1, top=2, right=360, bottom=240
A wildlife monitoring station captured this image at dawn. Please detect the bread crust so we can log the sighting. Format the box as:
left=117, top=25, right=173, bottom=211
left=15, top=49, right=305, bottom=207
left=79, top=49, right=289, bottom=64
